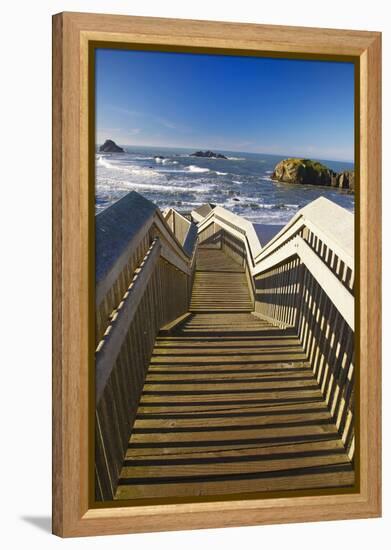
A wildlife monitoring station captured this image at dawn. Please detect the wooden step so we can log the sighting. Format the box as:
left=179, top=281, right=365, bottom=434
left=195, top=248, right=245, bottom=272
left=114, top=248, right=354, bottom=501
left=190, top=250, right=253, bottom=313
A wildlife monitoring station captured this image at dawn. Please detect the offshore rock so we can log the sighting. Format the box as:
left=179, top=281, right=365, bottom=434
left=272, top=158, right=354, bottom=191
left=99, top=139, right=124, bottom=153
left=190, top=150, right=228, bottom=159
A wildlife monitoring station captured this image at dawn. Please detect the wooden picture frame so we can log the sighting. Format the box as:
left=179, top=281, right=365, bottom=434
left=52, top=11, right=381, bottom=537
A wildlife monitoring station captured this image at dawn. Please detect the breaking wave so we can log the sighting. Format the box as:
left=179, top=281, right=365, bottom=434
left=188, top=165, right=210, bottom=173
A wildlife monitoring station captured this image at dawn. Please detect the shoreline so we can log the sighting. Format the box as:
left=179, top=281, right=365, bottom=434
left=95, top=147, right=355, bottom=224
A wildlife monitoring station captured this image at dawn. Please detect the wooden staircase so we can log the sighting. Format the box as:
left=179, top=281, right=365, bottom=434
left=190, top=248, right=253, bottom=312
left=115, top=247, right=354, bottom=501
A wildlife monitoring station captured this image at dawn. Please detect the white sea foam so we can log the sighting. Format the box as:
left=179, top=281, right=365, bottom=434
left=130, top=156, right=154, bottom=160
left=98, top=156, right=125, bottom=171
left=227, top=156, right=245, bottom=161
left=154, top=169, right=190, bottom=174
left=97, top=178, right=214, bottom=195
left=115, top=181, right=192, bottom=193
left=215, top=171, right=228, bottom=176
left=188, top=165, right=210, bottom=173
left=154, top=157, right=179, bottom=165
left=98, top=156, right=162, bottom=179
left=129, top=167, right=161, bottom=178
left=181, top=201, right=203, bottom=207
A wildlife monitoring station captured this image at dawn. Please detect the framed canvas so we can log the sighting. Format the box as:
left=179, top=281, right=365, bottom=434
left=52, top=12, right=382, bottom=537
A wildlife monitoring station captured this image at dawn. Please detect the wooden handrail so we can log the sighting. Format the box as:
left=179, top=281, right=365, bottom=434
left=198, top=205, right=262, bottom=267
left=197, top=197, right=354, bottom=326
left=254, top=234, right=354, bottom=329
left=95, top=237, right=161, bottom=401
left=195, top=197, right=355, bottom=462
left=254, top=197, right=354, bottom=268
left=95, top=192, right=194, bottom=345
left=95, top=193, right=199, bottom=499
left=198, top=197, right=353, bottom=272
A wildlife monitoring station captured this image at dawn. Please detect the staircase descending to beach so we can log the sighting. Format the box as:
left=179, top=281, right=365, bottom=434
left=114, top=245, right=354, bottom=500
left=95, top=192, right=356, bottom=502
left=190, top=248, right=253, bottom=312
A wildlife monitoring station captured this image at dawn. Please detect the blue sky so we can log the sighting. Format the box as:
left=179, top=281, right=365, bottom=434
left=96, top=49, right=355, bottom=162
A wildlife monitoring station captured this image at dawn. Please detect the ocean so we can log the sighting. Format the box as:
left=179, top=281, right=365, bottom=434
left=95, top=146, right=354, bottom=225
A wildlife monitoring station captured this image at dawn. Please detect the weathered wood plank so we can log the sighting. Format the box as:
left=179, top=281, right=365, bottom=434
left=115, top=469, right=355, bottom=500
left=113, top=246, right=355, bottom=501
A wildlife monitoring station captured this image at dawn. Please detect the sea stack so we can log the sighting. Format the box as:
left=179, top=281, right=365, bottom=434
left=272, top=158, right=354, bottom=191
left=99, top=139, right=124, bottom=153
left=272, top=158, right=334, bottom=186
left=190, top=150, right=228, bottom=159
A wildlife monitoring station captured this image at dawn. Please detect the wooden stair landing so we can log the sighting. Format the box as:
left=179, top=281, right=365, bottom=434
left=115, top=250, right=354, bottom=501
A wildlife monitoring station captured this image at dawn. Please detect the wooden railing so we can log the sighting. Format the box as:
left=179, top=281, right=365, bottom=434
left=95, top=192, right=355, bottom=500
left=95, top=192, right=197, bottom=501
left=164, top=208, right=191, bottom=248
left=197, top=197, right=355, bottom=461
left=163, top=207, right=199, bottom=301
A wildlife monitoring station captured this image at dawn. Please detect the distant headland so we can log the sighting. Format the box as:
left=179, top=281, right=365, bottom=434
left=272, top=158, right=354, bottom=192
left=99, top=139, right=124, bottom=153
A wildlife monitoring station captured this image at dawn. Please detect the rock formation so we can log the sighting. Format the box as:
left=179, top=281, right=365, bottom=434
left=190, top=150, right=228, bottom=159
left=333, top=170, right=355, bottom=191
left=99, top=139, right=124, bottom=153
left=272, top=158, right=354, bottom=192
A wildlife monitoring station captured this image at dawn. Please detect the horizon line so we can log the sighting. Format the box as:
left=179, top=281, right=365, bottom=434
left=96, top=140, right=354, bottom=165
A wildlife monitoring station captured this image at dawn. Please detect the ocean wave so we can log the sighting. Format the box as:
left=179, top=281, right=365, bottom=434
left=159, top=159, right=179, bottom=165
left=114, top=181, right=192, bottom=193
left=129, top=167, right=162, bottom=178
left=153, top=157, right=179, bottom=165
left=97, top=179, right=214, bottom=195
left=188, top=165, right=210, bottom=173
left=97, top=156, right=125, bottom=171
left=215, top=171, right=228, bottom=176
left=98, top=156, right=162, bottom=178
left=227, top=156, right=245, bottom=160
left=154, top=168, right=189, bottom=174
left=130, top=156, right=154, bottom=160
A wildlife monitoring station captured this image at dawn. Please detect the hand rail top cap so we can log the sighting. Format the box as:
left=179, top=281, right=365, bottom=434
left=255, top=196, right=354, bottom=262
left=96, top=191, right=157, bottom=285
left=198, top=204, right=263, bottom=255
